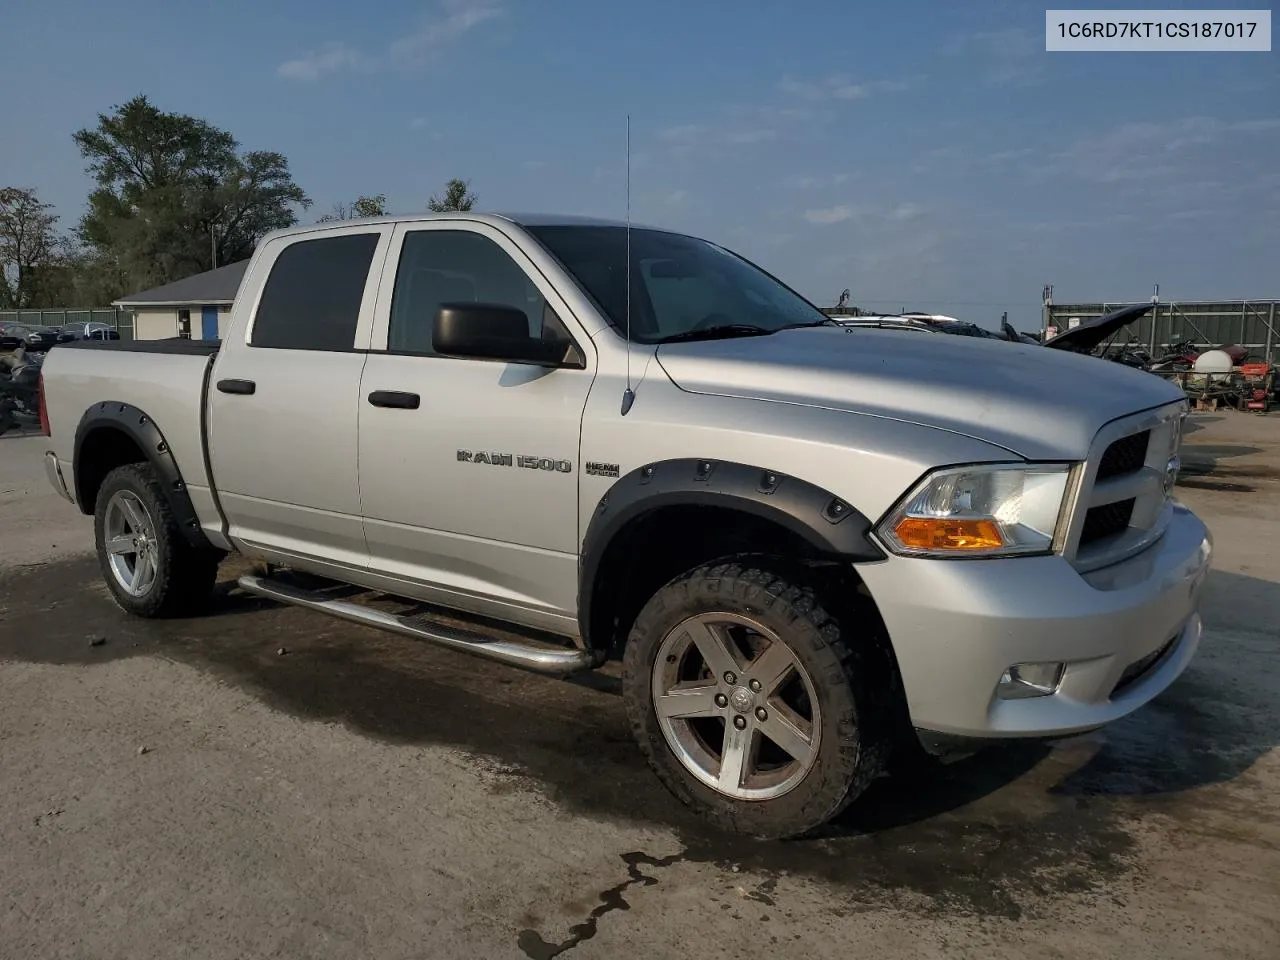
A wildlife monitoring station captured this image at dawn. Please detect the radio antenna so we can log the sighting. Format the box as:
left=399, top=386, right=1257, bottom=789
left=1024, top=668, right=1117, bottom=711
left=620, top=113, right=636, bottom=416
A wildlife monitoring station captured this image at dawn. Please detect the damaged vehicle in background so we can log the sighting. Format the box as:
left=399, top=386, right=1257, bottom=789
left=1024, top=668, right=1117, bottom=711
left=0, top=322, right=71, bottom=351
left=0, top=345, right=44, bottom=436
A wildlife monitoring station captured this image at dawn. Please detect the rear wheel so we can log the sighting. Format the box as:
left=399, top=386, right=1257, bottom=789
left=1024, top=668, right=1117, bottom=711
left=622, top=562, right=890, bottom=839
left=94, top=463, right=221, bottom=618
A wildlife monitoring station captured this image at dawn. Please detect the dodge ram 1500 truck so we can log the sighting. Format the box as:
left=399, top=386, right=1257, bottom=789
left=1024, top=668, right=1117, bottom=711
left=37, top=212, right=1212, bottom=838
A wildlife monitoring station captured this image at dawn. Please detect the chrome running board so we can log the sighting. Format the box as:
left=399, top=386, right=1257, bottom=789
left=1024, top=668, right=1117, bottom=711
left=237, top=574, right=598, bottom=676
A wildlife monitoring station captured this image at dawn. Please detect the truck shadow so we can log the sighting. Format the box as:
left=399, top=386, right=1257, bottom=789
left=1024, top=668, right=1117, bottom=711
left=2, top=560, right=1276, bottom=918
left=1180, top=415, right=1223, bottom=436
left=1178, top=441, right=1272, bottom=492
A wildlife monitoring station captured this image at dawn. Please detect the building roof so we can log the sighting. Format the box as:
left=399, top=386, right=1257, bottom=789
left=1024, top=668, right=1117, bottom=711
left=113, top=260, right=250, bottom=307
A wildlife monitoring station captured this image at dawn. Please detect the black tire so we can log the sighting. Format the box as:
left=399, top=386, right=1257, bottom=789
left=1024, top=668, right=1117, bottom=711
left=93, top=463, right=221, bottom=618
left=622, top=561, right=892, bottom=839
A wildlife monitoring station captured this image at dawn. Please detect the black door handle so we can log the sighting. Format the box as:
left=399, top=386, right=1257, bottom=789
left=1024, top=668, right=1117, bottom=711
left=217, top=379, right=256, bottom=395
left=368, top=390, right=421, bottom=409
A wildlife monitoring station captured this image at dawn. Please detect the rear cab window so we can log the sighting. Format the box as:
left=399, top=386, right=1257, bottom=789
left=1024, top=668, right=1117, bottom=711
left=251, top=233, right=381, bottom=351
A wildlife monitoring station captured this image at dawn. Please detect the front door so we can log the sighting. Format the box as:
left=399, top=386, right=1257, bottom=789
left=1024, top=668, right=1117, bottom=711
left=356, top=221, right=596, bottom=633
left=201, top=304, right=219, bottom=340
left=206, top=225, right=392, bottom=569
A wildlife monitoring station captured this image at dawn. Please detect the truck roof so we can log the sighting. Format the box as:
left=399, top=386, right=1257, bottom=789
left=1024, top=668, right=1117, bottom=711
left=258, top=211, right=673, bottom=246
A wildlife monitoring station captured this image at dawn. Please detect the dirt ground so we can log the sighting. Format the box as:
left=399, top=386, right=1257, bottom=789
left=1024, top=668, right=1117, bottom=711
left=2, top=412, right=1278, bottom=960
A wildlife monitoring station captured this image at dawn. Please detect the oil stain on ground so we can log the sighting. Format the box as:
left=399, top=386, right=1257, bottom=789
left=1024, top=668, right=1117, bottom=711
left=516, top=851, right=682, bottom=959
left=2, top=556, right=1273, bottom=924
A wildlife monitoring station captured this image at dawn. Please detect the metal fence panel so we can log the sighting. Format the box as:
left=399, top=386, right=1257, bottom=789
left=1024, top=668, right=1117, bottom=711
left=0, top=306, right=133, bottom=340
left=1048, top=299, right=1279, bottom=362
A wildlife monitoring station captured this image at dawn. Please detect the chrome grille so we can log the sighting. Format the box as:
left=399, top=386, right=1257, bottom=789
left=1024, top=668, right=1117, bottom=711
left=1096, top=431, right=1150, bottom=481
left=1079, top=498, right=1135, bottom=545
left=1064, top=402, right=1186, bottom=571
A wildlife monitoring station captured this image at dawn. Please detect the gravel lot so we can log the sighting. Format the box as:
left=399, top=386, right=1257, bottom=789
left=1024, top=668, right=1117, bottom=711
left=2, top=413, right=1278, bottom=959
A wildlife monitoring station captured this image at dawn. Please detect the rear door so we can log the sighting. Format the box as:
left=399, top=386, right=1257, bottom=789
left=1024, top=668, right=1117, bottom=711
left=356, top=221, right=596, bottom=631
left=207, top=225, right=393, bottom=569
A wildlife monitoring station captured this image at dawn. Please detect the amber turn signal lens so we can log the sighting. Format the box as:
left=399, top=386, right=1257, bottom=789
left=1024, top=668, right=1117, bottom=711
left=892, top=517, right=1006, bottom=551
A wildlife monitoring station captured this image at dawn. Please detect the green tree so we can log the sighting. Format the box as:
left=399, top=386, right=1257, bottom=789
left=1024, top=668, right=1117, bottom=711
left=427, top=178, right=477, bottom=212
left=0, top=187, right=65, bottom=308
left=73, top=95, right=311, bottom=294
left=318, top=194, right=388, bottom=222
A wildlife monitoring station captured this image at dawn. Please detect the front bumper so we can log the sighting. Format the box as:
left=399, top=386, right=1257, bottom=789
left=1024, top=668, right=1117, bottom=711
left=857, top=502, right=1211, bottom=739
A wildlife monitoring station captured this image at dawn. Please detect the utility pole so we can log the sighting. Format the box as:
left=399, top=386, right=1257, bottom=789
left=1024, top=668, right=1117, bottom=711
left=1041, top=283, right=1054, bottom=338
left=210, top=219, right=218, bottom=270
left=1149, top=283, right=1160, bottom=352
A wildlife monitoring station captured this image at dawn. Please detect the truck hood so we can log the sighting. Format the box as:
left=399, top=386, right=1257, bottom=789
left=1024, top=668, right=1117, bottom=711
left=1041, top=302, right=1153, bottom=352
left=654, top=326, right=1185, bottom=460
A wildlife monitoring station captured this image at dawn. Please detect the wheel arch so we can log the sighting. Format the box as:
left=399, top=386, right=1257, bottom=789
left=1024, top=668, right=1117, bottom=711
left=578, top=458, right=885, bottom=654
left=73, top=401, right=213, bottom=550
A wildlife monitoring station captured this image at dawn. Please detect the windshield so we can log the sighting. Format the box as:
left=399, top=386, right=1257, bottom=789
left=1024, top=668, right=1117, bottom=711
left=527, top=226, right=828, bottom=344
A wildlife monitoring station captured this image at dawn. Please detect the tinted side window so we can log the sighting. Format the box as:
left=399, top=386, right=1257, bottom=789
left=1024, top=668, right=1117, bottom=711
left=387, top=230, right=556, bottom=355
left=252, top=233, right=379, bottom=351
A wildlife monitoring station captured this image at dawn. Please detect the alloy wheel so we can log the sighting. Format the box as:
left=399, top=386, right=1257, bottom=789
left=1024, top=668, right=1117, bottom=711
left=650, top=611, right=822, bottom=801
left=103, top=490, right=160, bottom=598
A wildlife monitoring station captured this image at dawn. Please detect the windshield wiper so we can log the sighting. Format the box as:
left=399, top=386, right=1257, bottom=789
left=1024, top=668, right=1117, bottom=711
left=656, top=324, right=777, bottom=343
left=781, top=318, right=842, bottom=329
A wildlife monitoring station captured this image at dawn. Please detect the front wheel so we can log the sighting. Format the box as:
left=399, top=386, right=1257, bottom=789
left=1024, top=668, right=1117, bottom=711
left=94, top=463, right=221, bottom=618
left=622, top=562, right=890, bottom=839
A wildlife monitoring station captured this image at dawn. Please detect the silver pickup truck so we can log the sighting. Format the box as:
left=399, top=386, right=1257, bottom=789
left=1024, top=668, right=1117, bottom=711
left=37, top=213, right=1212, bottom=838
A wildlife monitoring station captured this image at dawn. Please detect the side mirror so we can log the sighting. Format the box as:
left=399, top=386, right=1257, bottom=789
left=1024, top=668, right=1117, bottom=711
left=432, top=303, right=585, bottom=368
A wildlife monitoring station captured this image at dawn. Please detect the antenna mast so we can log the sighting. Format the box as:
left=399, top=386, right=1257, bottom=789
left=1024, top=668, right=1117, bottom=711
left=620, top=114, right=636, bottom=416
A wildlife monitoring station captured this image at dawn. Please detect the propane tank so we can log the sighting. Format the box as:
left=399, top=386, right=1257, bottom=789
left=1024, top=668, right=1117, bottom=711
left=1192, top=349, right=1234, bottom=375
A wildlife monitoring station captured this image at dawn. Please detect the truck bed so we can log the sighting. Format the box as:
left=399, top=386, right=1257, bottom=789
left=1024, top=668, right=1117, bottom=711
left=55, top=337, right=221, bottom=357
left=41, top=338, right=220, bottom=527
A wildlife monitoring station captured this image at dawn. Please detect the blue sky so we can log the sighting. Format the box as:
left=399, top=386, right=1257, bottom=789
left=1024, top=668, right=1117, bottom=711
left=2, top=0, right=1277, bottom=327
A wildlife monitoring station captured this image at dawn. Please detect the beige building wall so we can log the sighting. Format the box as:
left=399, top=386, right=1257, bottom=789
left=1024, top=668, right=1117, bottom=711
left=128, top=304, right=233, bottom=340
left=131, top=308, right=181, bottom=340
left=215, top=304, right=233, bottom=339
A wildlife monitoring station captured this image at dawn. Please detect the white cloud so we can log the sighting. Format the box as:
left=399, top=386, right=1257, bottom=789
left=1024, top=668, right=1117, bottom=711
left=946, top=28, right=1042, bottom=86
left=804, top=205, right=855, bottom=224
left=1047, top=116, right=1280, bottom=186
left=389, top=0, right=501, bottom=68
left=779, top=74, right=907, bottom=101
left=409, top=117, right=429, bottom=130
left=985, top=147, right=1036, bottom=164
left=277, top=42, right=365, bottom=81
left=657, top=122, right=777, bottom=154
left=277, top=0, right=500, bottom=81
left=788, top=172, right=855, bottom=189
left=888, top=202, right=923, bottom=221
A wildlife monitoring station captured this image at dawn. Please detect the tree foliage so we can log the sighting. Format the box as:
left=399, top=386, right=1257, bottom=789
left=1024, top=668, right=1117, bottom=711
left=0, top=187, right=68, bottom=308
left=73, top=95, right=311, bottom=295
left=6, top=95, right=489, bottom=309
left=318, top=194, right=389, bottom=222
left=427, top=178, right=477, bottom=212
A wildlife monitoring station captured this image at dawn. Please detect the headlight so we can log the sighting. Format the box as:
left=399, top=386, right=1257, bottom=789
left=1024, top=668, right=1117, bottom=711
left=877, top=463, right=1074, bottom=558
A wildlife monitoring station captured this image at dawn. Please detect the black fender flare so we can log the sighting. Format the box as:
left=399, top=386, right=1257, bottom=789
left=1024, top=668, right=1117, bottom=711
left=578, top=457, right=884, bottom=641
left=73, top=401, right=214, bottom=550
